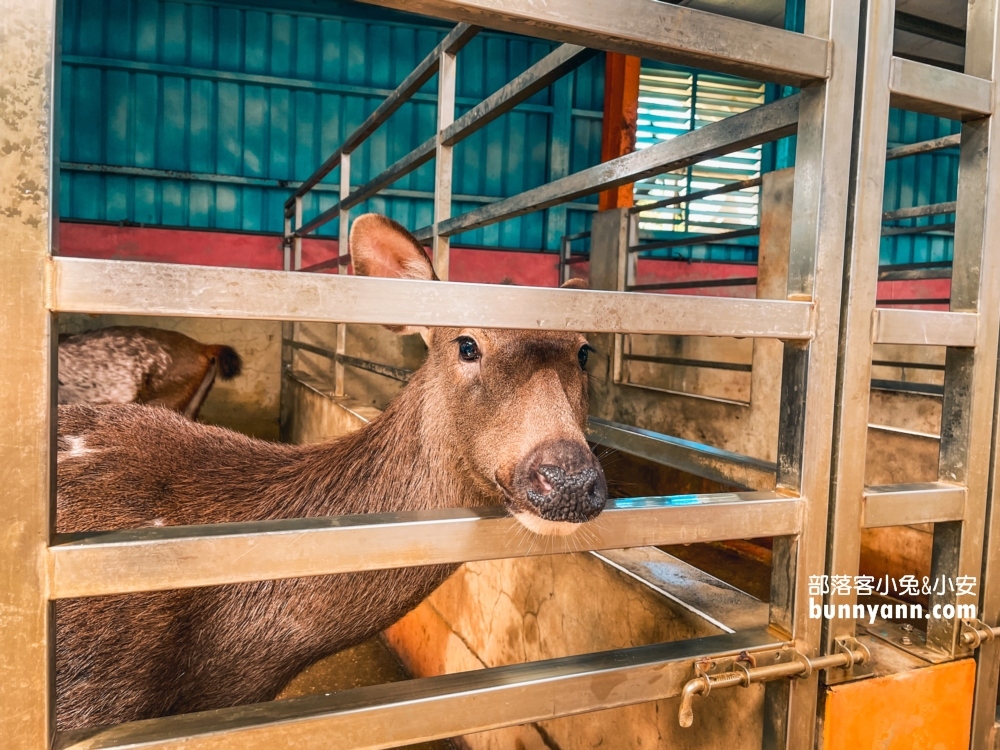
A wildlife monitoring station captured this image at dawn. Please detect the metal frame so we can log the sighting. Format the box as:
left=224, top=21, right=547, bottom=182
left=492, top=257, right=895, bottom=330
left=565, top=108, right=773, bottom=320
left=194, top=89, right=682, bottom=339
left=823, top=2, right=1000, bottom=738
left=1, top=0, right=872, bottom=747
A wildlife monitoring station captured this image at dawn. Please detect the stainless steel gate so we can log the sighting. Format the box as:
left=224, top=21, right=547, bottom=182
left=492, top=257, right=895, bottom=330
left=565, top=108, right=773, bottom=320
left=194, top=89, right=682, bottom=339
left=0, top=0, right=896, bottom=747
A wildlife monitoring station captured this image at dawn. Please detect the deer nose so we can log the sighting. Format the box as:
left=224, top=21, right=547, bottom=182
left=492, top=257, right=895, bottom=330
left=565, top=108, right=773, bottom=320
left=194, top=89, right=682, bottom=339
left=517, top=439, right=607, bottom=522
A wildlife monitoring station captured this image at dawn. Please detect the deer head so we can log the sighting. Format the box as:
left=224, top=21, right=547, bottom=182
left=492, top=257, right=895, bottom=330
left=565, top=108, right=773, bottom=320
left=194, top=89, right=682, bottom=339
left=350, top=214, right=607, bottom=535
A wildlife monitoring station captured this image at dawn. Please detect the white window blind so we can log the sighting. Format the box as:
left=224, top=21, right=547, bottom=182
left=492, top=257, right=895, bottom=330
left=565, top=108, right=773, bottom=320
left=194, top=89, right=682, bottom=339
left=634, top=68, right=766, bottom=239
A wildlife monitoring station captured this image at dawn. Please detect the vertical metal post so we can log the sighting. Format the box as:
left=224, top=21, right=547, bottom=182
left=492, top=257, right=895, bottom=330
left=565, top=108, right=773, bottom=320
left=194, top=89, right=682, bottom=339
left=335, top=152, right=351, bottom=398
left=959, top=0, right=1000, bottom=740
left=546, top=75, right=574, bottom=252
left=927, top=0, right=1000, bottom=659
left=764, top=0, right=861, bottom=745
left=0, top=0, right=58, bottom=745
left=559, top=235, right=571, bottom=285
left=433, top=49, right=457, bottom=281
left=823, top=0, right=895, bottom=654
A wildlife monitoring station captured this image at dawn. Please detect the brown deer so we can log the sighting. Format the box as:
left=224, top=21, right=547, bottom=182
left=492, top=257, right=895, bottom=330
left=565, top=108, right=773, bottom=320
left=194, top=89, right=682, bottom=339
left=58, top=326, right=243, bottom=420
left=56, top=214, right=607, bottom=731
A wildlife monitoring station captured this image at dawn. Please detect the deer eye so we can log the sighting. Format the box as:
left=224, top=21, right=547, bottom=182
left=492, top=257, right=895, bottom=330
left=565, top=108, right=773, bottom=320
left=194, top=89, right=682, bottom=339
left=578, top=344, right=594, bottom=370
left=457, top=336, right=481, bottom=362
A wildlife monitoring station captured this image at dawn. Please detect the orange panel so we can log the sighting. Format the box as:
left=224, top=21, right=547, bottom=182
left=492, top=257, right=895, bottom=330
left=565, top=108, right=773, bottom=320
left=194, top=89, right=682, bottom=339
left=823, top=659, right=974, bottom=750
left=598, top=53, right=641, bottom=211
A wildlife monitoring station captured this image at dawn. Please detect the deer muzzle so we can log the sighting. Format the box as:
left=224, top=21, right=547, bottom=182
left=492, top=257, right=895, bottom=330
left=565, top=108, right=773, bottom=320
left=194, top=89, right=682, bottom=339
left=513, top=439, right=607, bottom=523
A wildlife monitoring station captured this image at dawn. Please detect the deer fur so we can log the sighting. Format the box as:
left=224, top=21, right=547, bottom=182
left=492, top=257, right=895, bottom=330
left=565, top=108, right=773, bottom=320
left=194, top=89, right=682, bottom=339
left=56, top=214, right=606, bottom=731
left=58, top=326, right=243, bottom=419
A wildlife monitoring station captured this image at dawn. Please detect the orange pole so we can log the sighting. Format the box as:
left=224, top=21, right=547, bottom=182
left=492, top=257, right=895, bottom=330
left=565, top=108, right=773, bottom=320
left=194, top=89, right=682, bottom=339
left=599, top=53, right=641, bottom=211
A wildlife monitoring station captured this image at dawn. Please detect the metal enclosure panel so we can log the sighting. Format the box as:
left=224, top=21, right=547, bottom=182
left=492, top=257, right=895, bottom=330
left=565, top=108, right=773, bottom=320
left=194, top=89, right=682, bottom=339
left=0, top=0, right=58, bottom=746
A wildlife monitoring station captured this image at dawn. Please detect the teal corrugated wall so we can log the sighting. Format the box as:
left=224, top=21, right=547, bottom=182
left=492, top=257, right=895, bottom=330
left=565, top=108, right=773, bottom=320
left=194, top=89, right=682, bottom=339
left=59, top=0, right=604, bottom=250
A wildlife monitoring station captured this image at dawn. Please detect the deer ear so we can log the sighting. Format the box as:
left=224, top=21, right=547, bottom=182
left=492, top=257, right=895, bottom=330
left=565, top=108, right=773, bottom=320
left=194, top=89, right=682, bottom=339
left=560, top=277, right=588, bottom=290
left=348, top=214, right=436, bottom=344
left=349, top=214, right=438, bottom=282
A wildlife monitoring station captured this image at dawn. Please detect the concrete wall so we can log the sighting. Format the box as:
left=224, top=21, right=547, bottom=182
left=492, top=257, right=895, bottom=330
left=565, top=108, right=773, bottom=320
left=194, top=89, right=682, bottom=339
left=58, top=314, right=282, bottom=439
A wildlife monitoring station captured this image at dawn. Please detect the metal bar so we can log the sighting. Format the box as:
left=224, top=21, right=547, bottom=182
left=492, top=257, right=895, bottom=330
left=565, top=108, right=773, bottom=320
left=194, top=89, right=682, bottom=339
left=765, top=0, right=862, bottom=742
left=287, top=340, right=413, bottom=383
left=870, top=379, right=944, bottom=396
left=352, top=0, right=830, bottom=86
left=297, top=255, right=350, bottom=274
left=442, top=44, right=597, bottom=146
left=862, top=482, right=967, bottom=528
left=286, top=23, right=479, bottom=213
left=628, top=227, right=760, bottom=254
left=334, top=152, right=352, bottom=398
left=414, top=95, right=799, bottom=241
left=586, top=417, right=776, bottom=492
left=320, top=137, right=435, bottom=229
left=931, top=0, right=1000, bottom=672
left=622, top=353, right=752, bottom=372
left=871, top=359, right=946, bottom=371
left=61, top=162, right=600, bottom=210
left=878, top=263, right=952, bottom=281
left=882, top=201, right=957, bottom=221
left=56, top=629, right=785, bottom=750
left=881, top=222, right=955, bottom=237
left=875, top=297, right=951, bottom=306
left=872, top=308, right=978, bottom=346
left=629, top=177, right=762, bottom=215
left=0, top=0, right=56, bottom=746
left=888, top=56, right=993, bottom=120
left=885, top=134, right=961, bottom=161
left=432, top=47, right=457, bottom=280
left=49, top=257, right=817, bottom=339
left=48, top=493, right=800, bottom=599
left=895, top=11, right=966, bottom=48
left=626, top=277, right=757, bottom=292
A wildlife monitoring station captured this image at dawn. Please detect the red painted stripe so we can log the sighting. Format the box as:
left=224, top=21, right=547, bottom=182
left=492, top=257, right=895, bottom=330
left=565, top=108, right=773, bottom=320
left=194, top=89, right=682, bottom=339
left=58, top=222, right=949, bottom=305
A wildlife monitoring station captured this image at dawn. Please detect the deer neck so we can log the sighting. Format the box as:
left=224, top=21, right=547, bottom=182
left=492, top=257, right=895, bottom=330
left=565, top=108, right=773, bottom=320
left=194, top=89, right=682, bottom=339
left=284, top=370, right=498, bottom=519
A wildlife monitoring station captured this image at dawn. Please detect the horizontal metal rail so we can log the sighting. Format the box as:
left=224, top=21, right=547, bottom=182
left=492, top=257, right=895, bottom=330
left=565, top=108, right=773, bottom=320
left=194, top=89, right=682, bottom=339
left=297, top=255, right=351, bottom=274
left=894, top=10, right=965, bottom=48
left=872, top=308, right=978, bottom=346
left=621, top=354, right=753, bottom=373
left=888, top=56, right=993, bottom=120
left=628, top=227, right=760, bottom=254
left=881, top=222, right=955, bottom=237
left=630, top=177, right=762, bottom=215
left=876, top=297, right=950, bottom=306
left=626, top=277, right=757, bottom=293
left=441, top=44, right=597, bottom=146
left=414, top=94, right=800, bottom=241
left=882, top=201, right=957, bottom=221
left=285, top=22, right=480, bottom=214
left=878, top=262, right=952, bottom=281
left=871, top=359, right=946, bottom=372
left=295, top=44, right=599, bottom=238
left=286, top=340, right=413, bottom=383
left=586, top=418, right=777, bottom=492
left=870, top=379, right=944, bottom=396
left=353, top=0, right=830, bottom=86
left=885, top=134, right=961, bottom=161
left=297, top=138, right=436, bottom=237
left=50, top=258, right=816, bottom=339
left=48, top=493, right=800, bottom=599
left=56, top=629, right=786, bottom=750
left=862, top=482, right=966, bottom=528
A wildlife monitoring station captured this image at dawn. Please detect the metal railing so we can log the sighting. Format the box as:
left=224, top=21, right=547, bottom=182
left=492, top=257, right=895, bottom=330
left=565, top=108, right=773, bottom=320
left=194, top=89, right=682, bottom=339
left=817, top=7, right=1000, bottom=750
left=0, top=0, right=911, bottom=748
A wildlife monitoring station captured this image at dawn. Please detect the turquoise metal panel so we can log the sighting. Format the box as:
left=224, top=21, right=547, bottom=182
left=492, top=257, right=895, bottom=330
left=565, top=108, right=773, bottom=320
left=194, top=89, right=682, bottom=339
left=881, top=109, right=959, bottom=265
left=59, top=0, right=603, bottom=250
